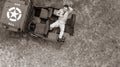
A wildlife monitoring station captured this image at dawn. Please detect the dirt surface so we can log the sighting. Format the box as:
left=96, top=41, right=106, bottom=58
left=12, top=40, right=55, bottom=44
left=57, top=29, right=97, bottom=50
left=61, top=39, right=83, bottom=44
left=0, top=0, right=120, bottom=67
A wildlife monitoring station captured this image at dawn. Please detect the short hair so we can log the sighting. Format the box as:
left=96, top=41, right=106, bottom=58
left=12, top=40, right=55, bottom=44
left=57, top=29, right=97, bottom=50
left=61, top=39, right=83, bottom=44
left=64, top=5, right=69, bottom=8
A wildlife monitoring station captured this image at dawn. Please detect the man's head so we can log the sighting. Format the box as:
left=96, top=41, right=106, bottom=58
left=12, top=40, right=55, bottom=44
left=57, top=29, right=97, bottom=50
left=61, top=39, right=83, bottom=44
left=63, top=5, right=69, bottom=11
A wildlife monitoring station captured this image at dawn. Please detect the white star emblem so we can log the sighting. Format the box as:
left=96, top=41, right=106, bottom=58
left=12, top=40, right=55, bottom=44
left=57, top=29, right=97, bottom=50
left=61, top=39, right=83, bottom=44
left=10, top=9, right=19, bottom=19
left=7, top=7, right=22, bottom=22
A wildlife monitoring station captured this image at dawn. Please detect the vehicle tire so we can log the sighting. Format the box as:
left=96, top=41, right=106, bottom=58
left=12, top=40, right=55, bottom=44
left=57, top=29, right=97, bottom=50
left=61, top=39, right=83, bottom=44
left=70, top=14, right=76, bottom=27
left=70, top=14, right=76, bottom=36
left=65, top=14, right=76, bottom=36
left=28, top=21, right=36, bottom=32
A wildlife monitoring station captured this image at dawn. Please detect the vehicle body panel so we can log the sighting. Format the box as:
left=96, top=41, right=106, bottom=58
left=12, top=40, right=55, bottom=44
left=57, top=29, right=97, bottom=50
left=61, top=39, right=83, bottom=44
left=0, top=0, right=32, bottom=32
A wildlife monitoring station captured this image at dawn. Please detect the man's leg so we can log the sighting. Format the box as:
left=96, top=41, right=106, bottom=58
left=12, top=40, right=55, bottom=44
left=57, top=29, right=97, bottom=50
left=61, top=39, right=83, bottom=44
left=50, top=21, right=59, bottom=30
left=59, top=24, right=65, bottom=39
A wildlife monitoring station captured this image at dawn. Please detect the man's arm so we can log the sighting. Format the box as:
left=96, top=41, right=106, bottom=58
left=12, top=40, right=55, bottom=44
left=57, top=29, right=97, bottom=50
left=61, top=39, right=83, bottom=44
left=68, top=7, right=73, bottom=13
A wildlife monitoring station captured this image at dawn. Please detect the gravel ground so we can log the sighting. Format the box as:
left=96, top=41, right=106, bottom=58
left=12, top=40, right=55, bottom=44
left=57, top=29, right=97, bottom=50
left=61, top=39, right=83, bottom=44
left=0, top=0, right=120, bottom=67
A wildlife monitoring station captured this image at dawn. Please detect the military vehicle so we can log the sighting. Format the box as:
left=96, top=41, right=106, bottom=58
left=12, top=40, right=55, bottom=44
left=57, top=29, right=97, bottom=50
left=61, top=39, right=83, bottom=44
left=0, top=0, right=76, bottom=42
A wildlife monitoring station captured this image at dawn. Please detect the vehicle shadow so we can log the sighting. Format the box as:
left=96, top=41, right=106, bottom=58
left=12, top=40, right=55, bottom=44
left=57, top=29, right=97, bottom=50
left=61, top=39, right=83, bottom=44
left=28, top=35, right=65, bottom=50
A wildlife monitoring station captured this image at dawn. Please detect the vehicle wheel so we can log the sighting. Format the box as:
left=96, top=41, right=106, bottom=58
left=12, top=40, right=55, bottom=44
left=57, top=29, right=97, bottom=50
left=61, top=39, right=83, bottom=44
left=70, top=14, right=76, bottom=36
left=28, top=22, right=36, bottom=32
left=65, top=14, right=76, bottom=36
left=70, top=14, right=76, bottom=27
